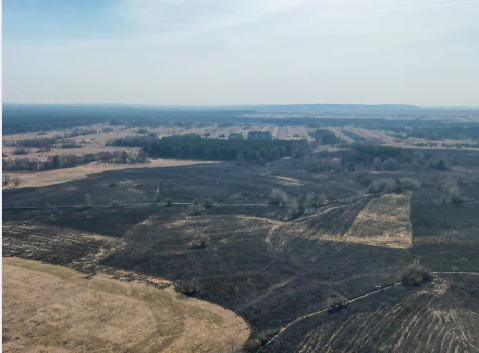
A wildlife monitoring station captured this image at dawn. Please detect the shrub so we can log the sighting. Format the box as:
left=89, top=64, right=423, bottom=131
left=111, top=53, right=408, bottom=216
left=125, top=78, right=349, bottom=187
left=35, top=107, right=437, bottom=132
left=191, top=231, right=210, bottom=249
left=368, top=178, right=396, bottom=194
left=228, top=133, right=244, bottom=140
left=398, top=264, right=432, bottom=285
left=355, top=172, right=374, bottom=187
left=189, top=204, right=205, bottom=216
left=438, top=172, right=460, bottom=204
left=243, top=338, right=261, bottom=352
left=165, top=199, right=172, bottom=207
left=13, top=147, right=29, bottom=155
left=12, top=177, right=22, bottom=187
left=203, top=198, right=214, bottom=208
left=326, top=293, right=348, bottom=310
left=2, top=175, right=11, bottom=186
left=269, top=188, right=288, bottom=206
left=257, top=329, right=278, bottom=345
left=178, top=278, right=200, bottom=295
left=398, top=178, right=421, bottom=191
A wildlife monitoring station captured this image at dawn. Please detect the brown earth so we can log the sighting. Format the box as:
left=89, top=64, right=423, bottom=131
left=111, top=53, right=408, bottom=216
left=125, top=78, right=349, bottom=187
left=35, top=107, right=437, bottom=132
left=2, top=257, right=250, bottom=353
left=2, top=159, right=217, bottom=189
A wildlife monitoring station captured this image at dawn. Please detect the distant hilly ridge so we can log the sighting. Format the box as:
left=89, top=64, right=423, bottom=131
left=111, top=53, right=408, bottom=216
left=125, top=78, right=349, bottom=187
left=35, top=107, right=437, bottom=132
left=4, top=103, right=420, bottom=113
left=227, top=104, right=420, bottom=113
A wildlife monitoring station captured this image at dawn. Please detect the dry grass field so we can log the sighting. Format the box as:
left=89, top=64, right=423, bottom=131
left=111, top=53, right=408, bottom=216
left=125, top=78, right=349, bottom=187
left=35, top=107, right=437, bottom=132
left=2, top=257, right=250, bottom=353
left=2, top=159, right=217, bottom=189
left=268, top=192, right=413, bottom=263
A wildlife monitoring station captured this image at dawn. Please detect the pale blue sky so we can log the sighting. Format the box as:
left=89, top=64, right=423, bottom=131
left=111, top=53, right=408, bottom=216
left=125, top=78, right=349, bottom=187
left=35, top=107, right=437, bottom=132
left=3, top=0, right=479, bottom=105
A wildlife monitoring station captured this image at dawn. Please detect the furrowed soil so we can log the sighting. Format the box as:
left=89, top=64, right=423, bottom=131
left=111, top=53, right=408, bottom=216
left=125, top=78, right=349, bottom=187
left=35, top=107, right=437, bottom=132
left=3, top=153, right=479, bottom=352
left=2, top=257, right=250, bottom=353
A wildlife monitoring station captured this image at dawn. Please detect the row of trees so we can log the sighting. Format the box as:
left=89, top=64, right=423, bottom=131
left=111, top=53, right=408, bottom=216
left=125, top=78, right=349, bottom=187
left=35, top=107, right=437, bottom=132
left=2, top=150, right=148, bottom=171
left=108, top=133, right=159, bottom=147
left=143, top=137, right=308, bottom=163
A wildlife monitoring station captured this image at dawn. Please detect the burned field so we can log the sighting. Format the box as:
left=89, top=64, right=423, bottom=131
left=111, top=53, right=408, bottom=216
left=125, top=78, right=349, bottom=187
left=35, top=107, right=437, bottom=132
left=3, top=151, right=479, bottom=352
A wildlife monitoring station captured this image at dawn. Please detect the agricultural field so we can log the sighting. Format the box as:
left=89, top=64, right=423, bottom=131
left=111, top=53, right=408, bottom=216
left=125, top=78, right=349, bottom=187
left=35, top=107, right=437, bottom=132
left=263, top=276, right=479, bottom=353
left=3, top=257, right=250, bottom=353
left=3, top=113, right=479, bottom=352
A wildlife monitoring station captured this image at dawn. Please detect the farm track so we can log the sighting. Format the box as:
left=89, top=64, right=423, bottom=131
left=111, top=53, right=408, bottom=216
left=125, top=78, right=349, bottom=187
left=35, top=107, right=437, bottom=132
left=260, top=282, right=403, bottom=351
left=263, top=278, right=479, bottom=353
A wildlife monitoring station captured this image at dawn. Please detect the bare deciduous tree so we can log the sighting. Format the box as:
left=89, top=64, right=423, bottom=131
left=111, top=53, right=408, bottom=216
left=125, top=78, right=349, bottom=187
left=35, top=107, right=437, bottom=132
left=269, top=188, right=288, bottom=206
left=2, top=175, right=11, bottom=186
left=398, top=264, right=432, bottom=285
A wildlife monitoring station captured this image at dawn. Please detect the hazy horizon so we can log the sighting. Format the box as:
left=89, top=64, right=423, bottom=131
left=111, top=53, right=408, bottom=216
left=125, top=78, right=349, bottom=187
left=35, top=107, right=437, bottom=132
left=3, top=0, right=479, bottom=106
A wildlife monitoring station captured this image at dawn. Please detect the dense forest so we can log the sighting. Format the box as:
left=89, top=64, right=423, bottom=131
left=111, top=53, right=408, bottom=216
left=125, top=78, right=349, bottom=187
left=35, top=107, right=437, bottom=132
left=144, top=136, right=307, bottom=163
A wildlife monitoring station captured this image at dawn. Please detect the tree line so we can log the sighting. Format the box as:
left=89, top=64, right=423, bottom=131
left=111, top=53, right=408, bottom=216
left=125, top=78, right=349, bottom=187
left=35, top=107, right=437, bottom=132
left=2, top=150, right=147, bottom=171
left=143, top=136, right=307, bottom=163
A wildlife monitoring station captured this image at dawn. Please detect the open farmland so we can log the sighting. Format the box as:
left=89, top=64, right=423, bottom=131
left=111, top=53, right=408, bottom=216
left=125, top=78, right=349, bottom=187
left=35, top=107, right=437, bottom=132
left=263, top=276, right=479, bottom=353
left=3, top=257, right=250, bottom=353
left=3, top=112, right=479, bottom=352
left=268, top=192, right=412, bottom=264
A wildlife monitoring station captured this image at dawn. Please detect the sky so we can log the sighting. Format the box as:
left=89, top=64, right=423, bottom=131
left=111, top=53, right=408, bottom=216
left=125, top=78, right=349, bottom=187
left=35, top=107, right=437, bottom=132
left=2, top=0, right=479, bottom=106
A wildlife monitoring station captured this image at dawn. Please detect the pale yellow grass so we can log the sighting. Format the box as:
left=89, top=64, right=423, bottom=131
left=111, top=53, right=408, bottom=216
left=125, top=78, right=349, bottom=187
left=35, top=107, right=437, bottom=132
left=326, top=127, right=354, bottom=143
left=342, top=192, right=412, bottom=248
left=275, top=176, right=306, bottom=186
left=3, top=159, right=217, bottom=189
left=2, top=257, right=250, bottom=353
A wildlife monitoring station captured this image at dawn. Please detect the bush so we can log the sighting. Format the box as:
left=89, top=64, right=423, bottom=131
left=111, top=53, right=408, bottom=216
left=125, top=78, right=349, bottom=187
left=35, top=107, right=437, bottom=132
left=257, top=329, right=278, bottom=345
left=203, top=198, right=215, bottom=208
left=326, top=293, right=348, bottom=310
left=269, top=188, right=288, bottom=206
left=190, top=204, right=205, bottom=216
left=191, top=231, right=210, bottom=249
left=13, top=147, right=29, bottom=155
left=228, top=133, right=244, bottom=140
left=2, top=175, right=11, bottom=186
left=398, top=178, right=421, bottom=191
left=243, top=338, right=261, bottom=352
left=398, top=264, right=432, bottom=285
left=178, top=278, right=200, bottom=295
left=355, top=172, right=374, bottom=187
left=165, top=199, right=172, bottom=207
left=368, top=178, right=396, bottom=194
left=12, top=177, right=22, bottom=187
